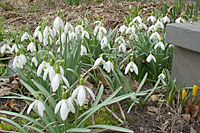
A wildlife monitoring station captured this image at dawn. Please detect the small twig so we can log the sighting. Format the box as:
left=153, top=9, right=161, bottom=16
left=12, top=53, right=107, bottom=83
left=69, top=67, right=94, bottom=89
left=91, top=101, right=95, bottom=125
left=134, top=106, right=144, bottom=119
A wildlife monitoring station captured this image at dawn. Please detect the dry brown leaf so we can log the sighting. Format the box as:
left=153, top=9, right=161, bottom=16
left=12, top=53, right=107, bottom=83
left=84, top=80, right=93, bottom=89
left=147, top=106, right=159, bottom=114
left=190, top=126, right=197, bottom=133
left=182, top=114, right=191, bottom=124
left=99, top=73, right=109, bottom=87
left=0, top=87, right=11, bottom=96
left=186, top=103, right=199, bottom=119
left=7, top=100, right=20, bottom=112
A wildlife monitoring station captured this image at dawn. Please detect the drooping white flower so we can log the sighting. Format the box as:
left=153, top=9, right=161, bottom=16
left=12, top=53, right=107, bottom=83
left=51, top=67, right=69, bottom=92
left=115, top=36, right=125, bottom=44
left=34, top=26, right=43, bottom=42
left=21, top=32, right=31, bottom=42
left=43, top=37, right=52, bottom=46
left=11, top=44, right=19, bottom=53
left=55, top=96, right=75, bottom=121
left=1, top=40, right=11, bottom=54
left=27, top=97, right=45, bottom=117
left=119, top=25, right=128, bottom=34
left=68, top=31, right=77, bottom=41
left=119, top=43, right=126, bottom=53
left=81, top=30, right=90, bottom=39
left=54, top=16, right=64, bottom=31
left=150, top=32, right=161, bottom=41
left=97, top=27, right=107, bottom=41
left=154, top=41, right=165, bottom=50
left=72, top=78, right=95, bottom=107
left=155, top=20, right=164, bottom=30
left=31, top=57, right=38, bottom=67
left=158, top=72, right=165, bottom=79
left=125, top=58, right=138, bottom=75
left=126, top=26, right=136, bottom=35
left=43, top=60, right=56, bottom=81
left=147, top=16, right=157, bottom=23
left=132, top=16, right=142, bottom=24
left=100, top=36, right=110, bottom=49
left=147, top=25, right=155, bottom=35
left=146, top=53, right=156, bottom=63
left=64, top=22, right=74, bottom=33
left=103, top=60, right=114, bottom=73
left=61, top=32, right=66, bottom=45
left=93, top=56, right=105, bottom=69
left=37, top=60, right=50, bottom=77
left=43, top=26, right=54, bottom=39
left=13, top=54, right=27, bottom=69
left=75, top=25, right=84, bottom=35
left=80, top=45, right=87, bottom=56
left=175, top=17, right=185, bottom=23
left=139, top=23, right=147, bottom=30
left=161, top=16, right=170, bottom=24
left=27, top=42, right=36, bottom=52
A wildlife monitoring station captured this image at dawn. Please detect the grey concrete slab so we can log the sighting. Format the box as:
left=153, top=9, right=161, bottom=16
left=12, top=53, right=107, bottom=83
left=166, top=21, right=200, bottom=53
left=171, top=46, right=200, bottom=87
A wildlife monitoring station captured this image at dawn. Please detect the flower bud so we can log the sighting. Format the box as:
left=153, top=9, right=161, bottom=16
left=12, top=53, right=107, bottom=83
left=192, top=85, right=198, bottom=97
left=182, top=89, right=187, bottom=100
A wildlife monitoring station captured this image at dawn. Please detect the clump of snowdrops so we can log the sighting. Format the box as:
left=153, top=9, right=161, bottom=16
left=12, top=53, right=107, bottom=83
left=0, top=8, right=187, bottom=132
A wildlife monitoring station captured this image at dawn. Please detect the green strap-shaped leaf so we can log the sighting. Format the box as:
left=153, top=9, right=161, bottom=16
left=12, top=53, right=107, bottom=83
left=66, top=128, right=91, bottom=133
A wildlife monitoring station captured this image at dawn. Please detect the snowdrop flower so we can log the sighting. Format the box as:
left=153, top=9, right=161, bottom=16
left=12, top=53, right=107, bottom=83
left=53, top=16, right=64, bottom=32
left=161, top=16, right=170, bottom=24
left=43, top=37, right=52, bottom=46
left=75, top=25, right=84, bottom=35
left=31, top=57, right=38, bottom=67
left=34, top=26, right=43, bottom=42
left=155, top=20, right=164, bottom=30
left=147, top=16, right=157, bottom=23
left=21, top=32, right=31, bottom=42
left=93, top=54, right=105, bottom=69
left=1, top=40, right=11, bottom=54
left=37, top=57, right=50, bottom=77
left=43, top=59, right=56, bottom=81
left=158, top=71, right=165, bottom=79
left=132, top=16, right=142, bottom=24
left=13, top=53, right=27, bottom=69
left=103, top=58, right=114, bottom=73
left=126, top=26, right=136, bottom=35
left=97, top=27, right=107, bottom=41
left=147, top=25, right=155, bottom=35
left=175, top=17, right=185, bottom=23
left=27, top=96, right=45, bottom=117
left=27, top=42, right=36, bottom=52
left=100, top=36, right=110, bottom=49
left=139, top=23, right=147, bottom=30
left=80, top=44, right=87, bottom=56
left=64, top=22, right=74, bottom=33
left=150, top=32, right=161, bottom=41
left=55, top=93, right=75, bottom=121
left=119, top=43, right=126, bottom=53
left=72, top=78, right=95, bottom=107
left=154, top=41, right=165, bottom=50
left=125, top=57, right=138, bottom=75
left=115, top=36, right=125, bottom=44
left=11, top=44, right=19, bottom=53
left=51, top=66, right=69, bottom=92
left=61, top=32, right=66, bottom=44
left=146, top=52, right=156, bottom=63
left=81, top=30, right=90, bottom=39
left=43, top=26, right=54, bottom=39
left=119, top=25, right=128, bottom=34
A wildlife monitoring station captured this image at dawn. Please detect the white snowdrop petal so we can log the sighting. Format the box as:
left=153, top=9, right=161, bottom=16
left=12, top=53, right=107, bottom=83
left=27, top=100, right=36, bottom=114
left=55, top=100, right=63, bottom=114
left=60, top=101, right=69, bottom=121
left=77, top=86, right=86, bottom=106
left=37, top=101, right=45, bottom=117
left=85, top=87, right=95, bottom=100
